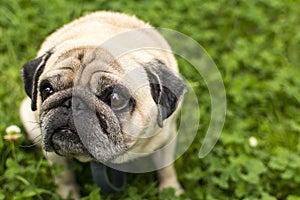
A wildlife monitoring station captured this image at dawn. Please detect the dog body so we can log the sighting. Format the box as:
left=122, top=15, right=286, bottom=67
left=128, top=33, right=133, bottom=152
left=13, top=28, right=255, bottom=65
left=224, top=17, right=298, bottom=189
left=20, top=11, right=185, bottom=198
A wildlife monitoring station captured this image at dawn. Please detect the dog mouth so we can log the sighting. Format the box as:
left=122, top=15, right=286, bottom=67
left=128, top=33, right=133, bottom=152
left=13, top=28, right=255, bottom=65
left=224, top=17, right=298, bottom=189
left=47, top=127, right=91, bottom=159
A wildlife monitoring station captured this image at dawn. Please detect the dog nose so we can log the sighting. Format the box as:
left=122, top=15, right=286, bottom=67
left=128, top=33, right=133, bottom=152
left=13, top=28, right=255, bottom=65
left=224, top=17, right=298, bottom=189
left=62, top=98, right=72, bottom=108
left=63, top=97, right=88, bottom=111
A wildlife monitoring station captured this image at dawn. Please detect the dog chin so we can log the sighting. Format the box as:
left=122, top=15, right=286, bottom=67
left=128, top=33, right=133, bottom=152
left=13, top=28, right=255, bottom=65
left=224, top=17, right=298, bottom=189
left=44, top=125, right=131, bottom=163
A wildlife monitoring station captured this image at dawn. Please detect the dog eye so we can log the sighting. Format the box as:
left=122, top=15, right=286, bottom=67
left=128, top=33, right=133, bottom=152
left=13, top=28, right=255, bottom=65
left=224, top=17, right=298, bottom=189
left=109, top=92, right=129, bottom=111
left=99, top=85, right=135, bottom=112
left=40, top=81, right=54, bottom=101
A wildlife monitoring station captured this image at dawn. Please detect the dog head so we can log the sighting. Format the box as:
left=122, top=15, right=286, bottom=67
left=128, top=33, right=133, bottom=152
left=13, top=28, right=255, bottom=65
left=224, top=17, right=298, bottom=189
left=22, top=22, right=186, bottom=164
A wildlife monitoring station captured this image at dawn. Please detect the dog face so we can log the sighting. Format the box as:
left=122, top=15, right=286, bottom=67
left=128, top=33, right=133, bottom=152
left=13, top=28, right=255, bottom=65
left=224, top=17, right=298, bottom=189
left=22, top=46, right=186, bottom=163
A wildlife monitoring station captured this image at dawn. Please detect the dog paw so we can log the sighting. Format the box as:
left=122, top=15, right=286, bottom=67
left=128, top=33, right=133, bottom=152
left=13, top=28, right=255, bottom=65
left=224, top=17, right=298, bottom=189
left=159, top=178, right=184, bottom=196
left=57, top=184, right=80, bottom=200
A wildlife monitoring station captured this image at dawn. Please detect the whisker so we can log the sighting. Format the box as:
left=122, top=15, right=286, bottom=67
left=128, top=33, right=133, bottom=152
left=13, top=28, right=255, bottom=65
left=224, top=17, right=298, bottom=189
left=21, top=135, right=42, bottom=148
left=26, top=120, right=41, bottom=125
left=20, top=141, right=41, bottom=148
left=20, top=120, right=43, bottom=148
left=21, top=132, right=43, bottom=148
left=32, top=134, right=43, bottom=142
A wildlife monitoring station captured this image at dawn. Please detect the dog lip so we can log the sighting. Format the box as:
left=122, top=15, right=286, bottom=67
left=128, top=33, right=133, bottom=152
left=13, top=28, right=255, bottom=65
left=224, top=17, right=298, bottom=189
left=47, top=127, right=91, bottom=157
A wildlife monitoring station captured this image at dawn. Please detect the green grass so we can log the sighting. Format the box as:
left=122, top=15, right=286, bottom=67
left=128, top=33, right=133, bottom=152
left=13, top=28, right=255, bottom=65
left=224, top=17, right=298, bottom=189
left=1, top=0, right=300, bottom=199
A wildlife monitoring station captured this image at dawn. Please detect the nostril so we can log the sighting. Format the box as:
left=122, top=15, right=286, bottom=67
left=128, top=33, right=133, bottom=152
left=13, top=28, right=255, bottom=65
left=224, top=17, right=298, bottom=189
left=73, top=97, right=88, bottom=111
left=62, top=98, right=72, bottom=108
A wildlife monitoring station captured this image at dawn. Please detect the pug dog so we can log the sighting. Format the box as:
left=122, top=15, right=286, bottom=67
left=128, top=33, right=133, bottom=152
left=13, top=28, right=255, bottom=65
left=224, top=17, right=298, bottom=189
left=19, top=11, right=186, bottom=199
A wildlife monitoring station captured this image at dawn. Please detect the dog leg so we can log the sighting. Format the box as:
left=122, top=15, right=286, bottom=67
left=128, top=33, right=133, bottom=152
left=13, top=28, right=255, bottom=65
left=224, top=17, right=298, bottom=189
left=156, top=122, right=183, bottom=196
left=157, top=164, right=183, bottom=195
left=45, top=152, right=80, bottom=199
left=20, top=98, right=80, bottom=199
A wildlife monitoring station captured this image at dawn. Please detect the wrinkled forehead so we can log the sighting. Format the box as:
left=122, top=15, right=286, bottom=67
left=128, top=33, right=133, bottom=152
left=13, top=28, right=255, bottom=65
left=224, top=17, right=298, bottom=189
left=41, top=47, right=118, bottom=75
left=39, top=47, right=157, bottom=92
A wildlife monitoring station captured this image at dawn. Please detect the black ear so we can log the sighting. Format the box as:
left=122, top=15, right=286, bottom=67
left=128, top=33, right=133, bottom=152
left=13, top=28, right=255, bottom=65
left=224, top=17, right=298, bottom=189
left=21, top=51, right=52, bottom=111
left=144, top=59, right=186, bottom=127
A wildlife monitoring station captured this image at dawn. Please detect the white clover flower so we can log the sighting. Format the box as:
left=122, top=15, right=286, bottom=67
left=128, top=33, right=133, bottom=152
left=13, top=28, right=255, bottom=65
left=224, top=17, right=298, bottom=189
left=249, top=136, right=258, bottom=147
left=6, top=125, right=21, bottom=135
left=4, top=125, right=22, bottom=141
